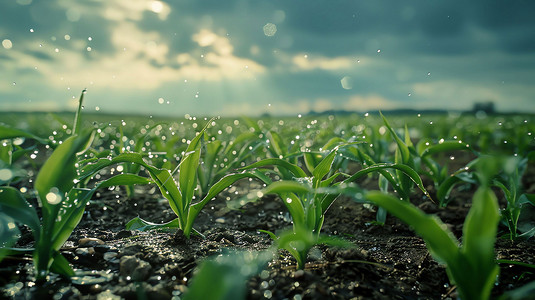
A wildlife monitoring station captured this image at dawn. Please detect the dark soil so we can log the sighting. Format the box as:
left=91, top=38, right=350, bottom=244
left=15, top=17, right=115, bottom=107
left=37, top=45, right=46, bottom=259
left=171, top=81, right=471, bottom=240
left=1, top=168, right=535, bottom=300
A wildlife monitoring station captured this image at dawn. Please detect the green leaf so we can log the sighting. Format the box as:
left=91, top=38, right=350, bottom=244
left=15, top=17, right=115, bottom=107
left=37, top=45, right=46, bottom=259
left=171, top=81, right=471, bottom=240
left=0, top=186, right=40, bottom=240
left=35, top=131, right=94, bottom=208
left=50, top=188, right=93, bottom=251
left=0, top=213, right=20, bottom=262
left=49, top=251, right=75, bottom=278
left=312, top=149, right=337, bottom=188
left=95, top=174, right=151, bottom=189
left=0, top=125, right=49, bottom=145
left=241, top=158, right=307, bottom=178
left=186, top=171, right=270, bottom=237
left=321, top=137, right=346, bottom=151
left=303, top=152, right=322, bottom=174
left=0, top=141, right=12, bottom=165
left=457, top=187, right=500, bottom=300
left=72, top=89, right=86, bottom=136
left=125, top=216, right=180, bottom=231
left=268, top=131, right=286, bottom=157
left=436, top=175, right=465, bottom=206
left=344, top=163, right=432, bottom=201
left=183, top=250, right=272, bottom=300
left=380, top=112, right=410, bottom=164
left=178, top=123, right=209, bottom=212
left=420, top=141, right=472, bottom=157
left=148, top=168, right=183, bottom=221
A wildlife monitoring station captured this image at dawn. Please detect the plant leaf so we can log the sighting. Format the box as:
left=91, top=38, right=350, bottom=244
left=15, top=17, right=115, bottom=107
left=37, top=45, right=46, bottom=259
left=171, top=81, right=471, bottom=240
left=344, top=163, right=432, bottom=201
left=241, top=158, right=307, bottom=178
left=380, top=112, right=410, bottom=164
left=125, top=216, right=180, bottom=231
left=35, top=130, right=94, bottom=211
left=0, top=125, right=49, bottom=145
left=312, top=149, right=337, bottom=188
left=420, top=141, right=472, bottom=157
left=0, top=186, right=40, bottom=240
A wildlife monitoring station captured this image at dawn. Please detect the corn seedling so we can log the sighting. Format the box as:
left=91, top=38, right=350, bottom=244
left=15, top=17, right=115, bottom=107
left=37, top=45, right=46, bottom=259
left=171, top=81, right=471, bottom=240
left=492, top=155, right=535, bottom=240
left=362, top=156, right=502, bottom=300
left=197, top=130, right=263, bottom=197
left=415, top=137, right=478, bottom=206
left=241, top=144, right=354, bottom=269
left=0, top=91, right=151, bottom=280
left=80, top=121, right=268, bottom=239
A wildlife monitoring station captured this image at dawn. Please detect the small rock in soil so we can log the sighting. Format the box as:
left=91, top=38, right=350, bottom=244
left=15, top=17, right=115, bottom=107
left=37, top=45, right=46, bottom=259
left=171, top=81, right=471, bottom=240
left=78, top=237, right=105, bottom=247
left=120, top=255, right=152, bottom=281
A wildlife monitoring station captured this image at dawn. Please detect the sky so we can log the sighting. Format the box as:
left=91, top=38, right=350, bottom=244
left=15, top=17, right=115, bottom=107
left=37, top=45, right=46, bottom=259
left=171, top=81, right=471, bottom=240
left=1, top=0, right=534, bottom=117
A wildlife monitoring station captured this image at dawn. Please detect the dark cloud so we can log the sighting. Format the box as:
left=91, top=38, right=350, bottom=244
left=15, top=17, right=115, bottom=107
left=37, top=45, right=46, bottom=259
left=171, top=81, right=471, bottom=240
left=1, top=0, right=534, bottom=114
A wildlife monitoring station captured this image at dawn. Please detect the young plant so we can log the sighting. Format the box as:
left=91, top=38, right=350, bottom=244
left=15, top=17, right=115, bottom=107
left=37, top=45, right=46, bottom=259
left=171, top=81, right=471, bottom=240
left=197, top=130, right=263, bottom=197
left=342, top=114, right=431, bottom=204
left=241, top=144, right=354, bottom=269
left=492, top=155, right=535, bottom=240
left=0, top=90, right=150, bottom=280
left=80, top=120, right=267, bottom=239
left=362, top=157, right=502, bottom=300
left=416, top=137, right=478, bottom=206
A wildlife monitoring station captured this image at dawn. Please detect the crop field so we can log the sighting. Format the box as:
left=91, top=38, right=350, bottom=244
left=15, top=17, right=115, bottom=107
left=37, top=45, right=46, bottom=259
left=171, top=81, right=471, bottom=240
left=1, top=96, right=534, bottom=299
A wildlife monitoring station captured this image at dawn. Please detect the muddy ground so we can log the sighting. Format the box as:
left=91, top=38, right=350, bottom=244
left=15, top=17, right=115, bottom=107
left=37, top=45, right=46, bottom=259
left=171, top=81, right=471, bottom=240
left=1, top=166, right=535, bottom=300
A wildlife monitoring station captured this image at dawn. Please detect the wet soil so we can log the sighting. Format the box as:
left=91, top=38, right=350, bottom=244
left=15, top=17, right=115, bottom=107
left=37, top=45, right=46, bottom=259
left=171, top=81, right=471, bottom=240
left=1, top=170, right=535, bottom=300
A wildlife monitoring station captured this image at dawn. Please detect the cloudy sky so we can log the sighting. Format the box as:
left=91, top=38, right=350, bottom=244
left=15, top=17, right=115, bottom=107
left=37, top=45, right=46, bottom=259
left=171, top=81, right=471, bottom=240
left=1, top=0, right=534, bottom=117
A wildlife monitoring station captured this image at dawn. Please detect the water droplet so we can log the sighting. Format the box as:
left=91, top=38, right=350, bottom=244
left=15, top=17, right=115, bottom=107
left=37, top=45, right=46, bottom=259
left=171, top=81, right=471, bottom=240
left=2, top=39, right=13, bottom=49
left=263, top=23, right=277, bottom=37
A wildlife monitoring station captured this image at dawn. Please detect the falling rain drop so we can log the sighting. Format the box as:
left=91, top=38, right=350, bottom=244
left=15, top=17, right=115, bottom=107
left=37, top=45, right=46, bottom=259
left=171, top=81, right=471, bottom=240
left=2, top=39, right=13, bottom=49
left=263, top=23, right=277, bottom=37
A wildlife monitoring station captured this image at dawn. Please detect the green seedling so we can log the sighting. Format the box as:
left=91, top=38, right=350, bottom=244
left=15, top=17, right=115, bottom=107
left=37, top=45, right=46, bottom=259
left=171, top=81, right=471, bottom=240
left=241, top=144, right=354, bottom=269
left=492, top=155, right=535, bottom=240
left=197, top=130, right=263, bottom=197
left=417, top=137, right=478, bottom=206
left=0, top=90, right=150, bottom=280
left=362, top=156, right=502, bottom=300
left=80, top=121, right=267, bottom=239
left=342, top=115, right=430, bottom=203
left=379, top=112, right=418, bottom=199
